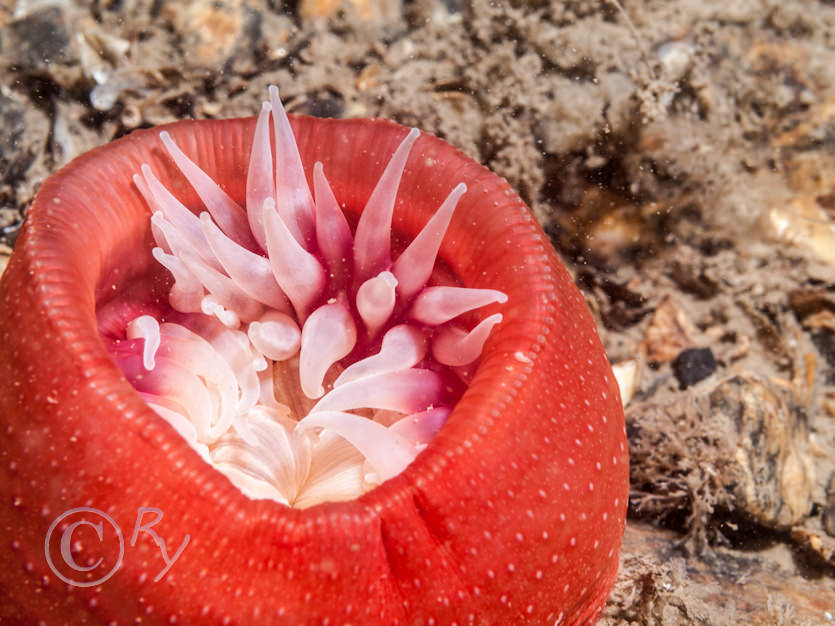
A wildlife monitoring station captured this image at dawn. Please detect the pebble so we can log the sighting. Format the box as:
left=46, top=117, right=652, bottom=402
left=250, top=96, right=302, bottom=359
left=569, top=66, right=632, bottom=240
left=710, top=375, right=814, bottom=528
left=672, top=347, right=717, bottom=389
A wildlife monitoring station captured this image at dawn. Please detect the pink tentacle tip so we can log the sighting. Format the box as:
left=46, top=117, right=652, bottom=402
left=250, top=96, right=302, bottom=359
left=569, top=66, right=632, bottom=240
left=269, top=85, right=316, bottom=247
left=410, top=286, right=508, bottom=326
left=393, top=182, right=466, bottom=301
left=247, top=311, right=301, bottom=362
left=125, top=315, right=161, bottom=370
left=246, top=101, right=274, bottom=250
left=300, top=301, right=357, bottom=399
left=432, top=314, right=504, bottom=367
left=356, top=271, right=398, bottom=337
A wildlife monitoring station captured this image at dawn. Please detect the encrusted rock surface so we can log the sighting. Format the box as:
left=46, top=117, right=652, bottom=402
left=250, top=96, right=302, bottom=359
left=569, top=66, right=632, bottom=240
left=710, top=375, right=814, bottom=529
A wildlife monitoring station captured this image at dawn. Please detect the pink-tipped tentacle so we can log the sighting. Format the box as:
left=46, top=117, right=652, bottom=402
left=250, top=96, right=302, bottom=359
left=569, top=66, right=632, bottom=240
left=309, top=369, right=444, bottom=415
left=313, top=161, right=353, bottom=288
left=262, top=197, right=327, bottom=319
left=247, top=310, right=302, bottom=362
left=410, top=286, right=508, bottom=325
left=334, top=324, right=426, bottom=387
left=151, top=247, right=205, bottom=313
left=138, top=166, right=219, bottom=270
left=199, top=212, right=292, bottom=314
left=355, top=271, right=398, bottom=337
left=352, top=127, right=420, bottom=283
left=246, top=102, right=274, bottom=250
left=299, top=301, right=357, bottom=399
left=393, top=182, right=466, bottom=301
left=269, top=85, right=316, bottom=247
left=159, top=131, right=257, bottom=250
left=432, top=313, right=504, bottom=367
left=179, top=251, right=264, bottom=326
left=125, top=314, right=161, bottom=370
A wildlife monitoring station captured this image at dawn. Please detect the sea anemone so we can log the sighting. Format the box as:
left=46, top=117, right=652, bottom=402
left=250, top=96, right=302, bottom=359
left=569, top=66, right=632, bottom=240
left=0, top=86, right=628, bottom=624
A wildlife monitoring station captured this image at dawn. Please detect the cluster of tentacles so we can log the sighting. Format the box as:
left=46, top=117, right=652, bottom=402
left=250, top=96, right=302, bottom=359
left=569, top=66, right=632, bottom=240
left=105, top=87, right=506, bottom=508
